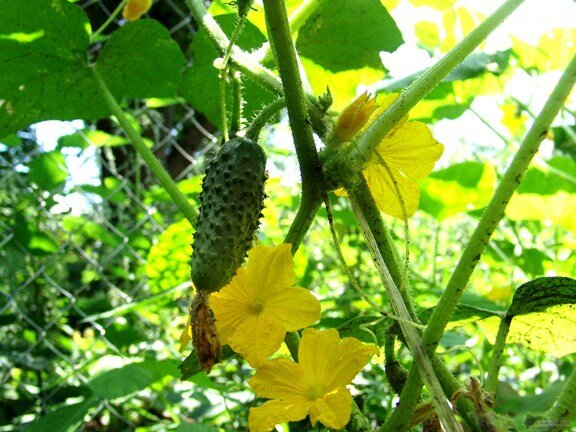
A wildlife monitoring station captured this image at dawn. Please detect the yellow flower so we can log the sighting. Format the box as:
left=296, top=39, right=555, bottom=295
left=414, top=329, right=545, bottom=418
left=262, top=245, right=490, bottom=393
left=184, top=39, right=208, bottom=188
left=122, top=0, right=152, bottom=21
left=335, top=94, right=444, bottom=219
left=210, top=244, right=321, bottom=367
left=248, top=328, right=379, bottom=432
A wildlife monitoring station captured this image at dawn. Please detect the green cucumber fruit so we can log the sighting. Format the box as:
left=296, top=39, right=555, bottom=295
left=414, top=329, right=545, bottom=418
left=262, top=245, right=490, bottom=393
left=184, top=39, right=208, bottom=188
left=191, top=137, right=267, bottom=293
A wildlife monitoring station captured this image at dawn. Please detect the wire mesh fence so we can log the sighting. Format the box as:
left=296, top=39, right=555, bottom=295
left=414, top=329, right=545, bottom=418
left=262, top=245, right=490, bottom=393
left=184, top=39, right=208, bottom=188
left=0, top=1, right=225, bottom=430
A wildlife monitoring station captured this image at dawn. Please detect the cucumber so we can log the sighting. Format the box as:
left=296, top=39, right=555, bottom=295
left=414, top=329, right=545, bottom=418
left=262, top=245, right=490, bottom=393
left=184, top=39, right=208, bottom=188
left=191, top=137, right=267, bottom=293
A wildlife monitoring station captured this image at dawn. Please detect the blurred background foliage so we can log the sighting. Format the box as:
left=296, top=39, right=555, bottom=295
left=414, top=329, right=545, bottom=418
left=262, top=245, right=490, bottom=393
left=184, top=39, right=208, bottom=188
left=0, top=0, right=575, bottom=431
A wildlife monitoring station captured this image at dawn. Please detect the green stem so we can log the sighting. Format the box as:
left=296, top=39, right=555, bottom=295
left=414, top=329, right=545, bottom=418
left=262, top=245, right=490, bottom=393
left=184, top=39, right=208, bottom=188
left=352, top=0, right=524, bottom=163
left=91, top=66, right=198, bottom=225
left=90, top=0, right=127, bottom=43
left=245, top=97, right=286, bottom=140
left=263, top=0, right=325, bottom=254
left=529, top=366, right=576, bottom=432
left=258, top=0, right=320, bottom=63
left=349, top=178, right=414, bottom=319
left=348, top=187, right=462, bottom=432
left=185, top=0, right=282, bottom=94
left=393, top=52, right=576, bottom=429
left=485, top=317, right=511, bottom=393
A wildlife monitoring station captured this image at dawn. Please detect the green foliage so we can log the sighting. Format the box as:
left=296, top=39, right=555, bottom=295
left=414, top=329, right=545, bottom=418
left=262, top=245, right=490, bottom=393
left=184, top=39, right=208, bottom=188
left=2, top=0, right=576, bottom=431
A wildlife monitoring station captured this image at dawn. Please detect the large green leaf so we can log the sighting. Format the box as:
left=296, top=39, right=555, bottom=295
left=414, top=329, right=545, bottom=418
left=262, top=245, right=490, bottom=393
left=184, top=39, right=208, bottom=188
left=0, top=0, right=185, bottom=137
left=95, top=19, right=185, bottom=99
left=178, top=14, right=274, bottom=130
left=0, top=0, right=96, bottom=135
left=296, top=0, right=403, bottom=73
left=517, top=156, right=576, bottom=195
left=480, top=277, right=576, bottom=357
left=24, top=395, right=98, bottom=432
left=88, top=359, right=179, bottom=399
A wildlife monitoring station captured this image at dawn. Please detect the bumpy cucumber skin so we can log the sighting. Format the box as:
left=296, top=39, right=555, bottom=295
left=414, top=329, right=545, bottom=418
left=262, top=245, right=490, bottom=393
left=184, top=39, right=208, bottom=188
left=191, top=137, right=266, bottom=293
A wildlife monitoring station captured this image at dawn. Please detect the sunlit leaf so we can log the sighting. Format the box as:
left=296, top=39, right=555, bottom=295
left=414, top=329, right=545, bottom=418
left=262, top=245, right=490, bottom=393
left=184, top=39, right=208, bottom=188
left=512, top=28, right=576, bottom=71
left=506, top=192, right=576, bottom=233
left=440, top=7, right=485, bottom=53
left=480, top=277, right=576, bottom=358
left=420, top=161, right=496, bottom=220
left=296, top=0, right=403, bottom=73
left=301, top=58, right=384, bottom=111
left=146, top=219, right=193, bottom=294
left=500, top=102, right=528, bottom=137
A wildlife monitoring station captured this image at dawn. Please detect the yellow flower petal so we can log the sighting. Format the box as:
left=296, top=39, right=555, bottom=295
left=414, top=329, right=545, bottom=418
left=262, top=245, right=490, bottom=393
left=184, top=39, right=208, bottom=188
left=298, top=328, right=378, bottom=392
left=265, top=287, right=321, bottom=332
left=246, top=243, right=296, bottom=297
left=122, top=0, right=152, bottom=21
left=364, top=162, right=420, bottom=218
left=334, top=92, right=378, bottom=142
left=376, top=121, right=444, bottom=180
left=249, top=358, right=309, bottom=399
left=310, top=387, right=353, bottom=430
left=249, top=399, right=312, bottom=432
left=211, top=244, right=321, bottom=365
left=228, top=313, right=286, bottom=367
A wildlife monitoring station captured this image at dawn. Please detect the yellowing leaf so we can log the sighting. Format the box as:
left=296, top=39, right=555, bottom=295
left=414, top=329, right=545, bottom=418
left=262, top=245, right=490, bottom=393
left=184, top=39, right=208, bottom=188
left=506, top=192, right=576, bottom=233
left=441, top=7, right=485, bottom=52
left=500, top=102, right=527, bottom=136
left=415, top=20, right=440, bottom=49
left=512, top=28, right=576, bottom=71
left=301, top=57, right=384, bottom=111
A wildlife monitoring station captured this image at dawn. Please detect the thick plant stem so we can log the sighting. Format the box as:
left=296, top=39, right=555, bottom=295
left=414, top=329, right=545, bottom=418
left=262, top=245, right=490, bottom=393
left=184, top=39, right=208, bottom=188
left=485, top=317, right=511, bottom=393
left=529, top=366, right=576, bottom=432
left=353, top=0, right=524, bottom=163
left=263, top=0, right=325, bottom=256
left=349, top=178, right=414, bottom=319
left=91, top=67, right=198, bottom=225
left=392, top=53, right=576, bottom=430
left=349, top=190, right=462, bottom=432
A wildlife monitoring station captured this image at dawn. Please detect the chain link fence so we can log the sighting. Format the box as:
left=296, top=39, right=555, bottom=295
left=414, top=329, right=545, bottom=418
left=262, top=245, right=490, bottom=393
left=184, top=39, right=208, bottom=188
left=0, top=1, right=227, bottom=429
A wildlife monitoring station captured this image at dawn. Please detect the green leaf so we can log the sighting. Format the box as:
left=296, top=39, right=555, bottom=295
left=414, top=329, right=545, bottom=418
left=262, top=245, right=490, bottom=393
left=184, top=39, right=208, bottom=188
left=0, top=0, right=185, bottom=136
left=59, top=129, right=129, bottom=149
left=28, top=151, right=69, bottom=190
left=480, top=277, right=576, bottom=357
left=95, top=20, right=185, bottom=99
left=495, top=380, right=564, bottom=416
left=506, top=277, right=576, bottom=318
left=179, top=14, right=274, bottom=129
left=24, top=395, right=98, bottom=432
left=517, top=156, right=576, bottom=195
left=296, top=0, right=403, bottom=73
left=445, top=50, right=511, bottom=81
left=88, top=359, right=179, bottom=399
left=552, top=125, right=576, bottom=158
left=0, top=0, right=97, bottom=136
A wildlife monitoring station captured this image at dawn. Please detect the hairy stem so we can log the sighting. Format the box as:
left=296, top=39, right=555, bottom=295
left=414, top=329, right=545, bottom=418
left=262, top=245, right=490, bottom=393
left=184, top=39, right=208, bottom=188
left=485, top=317, right=511, bottom=393
left=91, top=66, right=198, bottom=225
left=349, top=186, right=463, bottom=432
left=245, top=97, right=286, bottom=141
left=263, top=0, right=325, bottom=256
